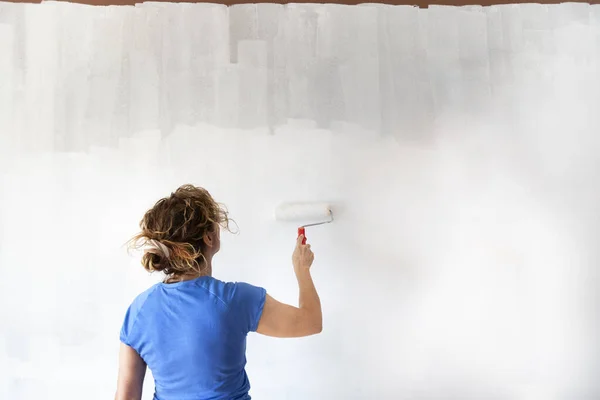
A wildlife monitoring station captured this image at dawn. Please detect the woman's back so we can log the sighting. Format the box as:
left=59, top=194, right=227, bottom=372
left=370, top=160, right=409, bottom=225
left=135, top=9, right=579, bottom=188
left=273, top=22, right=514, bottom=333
left=120, top=276, right=266, bottom=400
left=115, top=185, right=322, bottom=400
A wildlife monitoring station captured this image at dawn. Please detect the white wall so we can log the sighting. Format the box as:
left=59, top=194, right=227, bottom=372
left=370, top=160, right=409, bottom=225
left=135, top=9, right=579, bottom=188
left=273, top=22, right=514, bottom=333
left=1, top=2, right=600, bottom=399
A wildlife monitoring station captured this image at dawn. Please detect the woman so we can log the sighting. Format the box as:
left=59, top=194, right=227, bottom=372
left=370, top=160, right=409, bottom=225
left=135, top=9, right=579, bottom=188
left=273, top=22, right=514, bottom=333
left=115, top=185, right=322, bottom=400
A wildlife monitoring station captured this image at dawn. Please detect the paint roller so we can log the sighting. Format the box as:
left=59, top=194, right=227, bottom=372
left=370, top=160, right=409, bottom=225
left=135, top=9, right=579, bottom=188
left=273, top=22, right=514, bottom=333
left=274, top=202, right=334, bottom=244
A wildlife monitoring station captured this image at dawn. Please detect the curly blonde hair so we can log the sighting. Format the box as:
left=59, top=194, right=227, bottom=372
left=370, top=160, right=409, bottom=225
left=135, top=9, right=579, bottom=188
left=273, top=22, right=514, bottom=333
left=128, top=185, right=234, bottom=278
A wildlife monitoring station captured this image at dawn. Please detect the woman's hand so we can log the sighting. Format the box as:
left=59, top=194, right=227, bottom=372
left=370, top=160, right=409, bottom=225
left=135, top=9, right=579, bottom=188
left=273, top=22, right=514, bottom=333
left=292, top=234, right=314, bottom=274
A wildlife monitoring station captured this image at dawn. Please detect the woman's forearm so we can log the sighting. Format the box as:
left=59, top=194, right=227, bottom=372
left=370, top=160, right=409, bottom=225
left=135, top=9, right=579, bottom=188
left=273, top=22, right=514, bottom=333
left=296, top=269, right=322, bottom=332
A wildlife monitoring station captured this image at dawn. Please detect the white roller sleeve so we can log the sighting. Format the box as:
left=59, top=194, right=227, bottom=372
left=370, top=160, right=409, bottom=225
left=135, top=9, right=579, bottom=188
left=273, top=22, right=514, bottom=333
left=274, top=202, right=332, bottom=222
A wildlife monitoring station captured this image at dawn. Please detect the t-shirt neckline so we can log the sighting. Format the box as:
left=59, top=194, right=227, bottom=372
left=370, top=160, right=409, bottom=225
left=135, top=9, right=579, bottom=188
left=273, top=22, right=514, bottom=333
left=159, top=275, right=211, bottom=288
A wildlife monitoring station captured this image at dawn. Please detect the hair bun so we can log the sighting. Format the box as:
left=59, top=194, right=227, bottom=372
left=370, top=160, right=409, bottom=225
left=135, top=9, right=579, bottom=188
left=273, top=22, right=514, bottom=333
left=147, top=239, right=171, bottom=259
left=142, top=239, right=172, bottom=272
left=142, top=252, right=167, bottom=272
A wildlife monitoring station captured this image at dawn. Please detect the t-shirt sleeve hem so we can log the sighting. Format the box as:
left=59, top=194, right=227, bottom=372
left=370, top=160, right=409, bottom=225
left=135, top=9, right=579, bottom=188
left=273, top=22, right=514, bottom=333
left=250, top=288, right=267, bottom=332
left=119, top=331, right=131, bottom=347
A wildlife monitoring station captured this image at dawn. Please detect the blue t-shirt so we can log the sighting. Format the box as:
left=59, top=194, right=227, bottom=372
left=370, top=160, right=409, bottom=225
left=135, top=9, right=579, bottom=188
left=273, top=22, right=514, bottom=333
left=120, top=276, right=267, bottom=400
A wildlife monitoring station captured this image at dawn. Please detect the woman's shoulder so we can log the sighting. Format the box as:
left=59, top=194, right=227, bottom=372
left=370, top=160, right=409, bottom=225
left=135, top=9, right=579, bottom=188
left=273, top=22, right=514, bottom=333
left=196, top=277, right=264, bottom=306
left=127, top=283, right=161, bottom=312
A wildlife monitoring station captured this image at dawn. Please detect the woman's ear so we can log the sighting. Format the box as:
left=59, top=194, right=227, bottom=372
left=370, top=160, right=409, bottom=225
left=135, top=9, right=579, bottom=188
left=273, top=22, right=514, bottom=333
left=203, top=232, right=213, bottom=248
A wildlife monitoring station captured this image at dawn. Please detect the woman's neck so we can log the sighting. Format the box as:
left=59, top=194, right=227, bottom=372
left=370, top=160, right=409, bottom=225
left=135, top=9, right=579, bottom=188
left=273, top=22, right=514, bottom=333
left=164, top=262, right=212, bottom=284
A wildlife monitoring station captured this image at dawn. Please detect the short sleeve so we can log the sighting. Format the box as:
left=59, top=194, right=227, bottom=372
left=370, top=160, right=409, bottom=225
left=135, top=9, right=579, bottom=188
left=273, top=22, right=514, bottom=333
left=118, top=286, right=156, bottom=348
left=230, top=282, right=267, bottom=333
left=120, top=305, right=134, bottom=346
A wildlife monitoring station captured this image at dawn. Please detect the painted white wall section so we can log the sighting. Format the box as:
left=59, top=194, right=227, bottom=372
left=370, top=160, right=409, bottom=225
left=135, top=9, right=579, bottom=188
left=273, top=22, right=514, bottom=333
left=0, top=2, right=599, bottom=399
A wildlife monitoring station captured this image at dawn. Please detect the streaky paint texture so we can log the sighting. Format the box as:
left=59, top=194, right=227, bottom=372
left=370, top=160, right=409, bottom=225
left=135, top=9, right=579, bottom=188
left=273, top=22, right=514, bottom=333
left=0, top=2, right=600, bottom=399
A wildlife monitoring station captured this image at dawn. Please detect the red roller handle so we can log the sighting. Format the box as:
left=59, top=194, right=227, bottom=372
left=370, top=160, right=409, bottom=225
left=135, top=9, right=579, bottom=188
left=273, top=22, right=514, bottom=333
left=298, top=227, right=307, bottom=245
